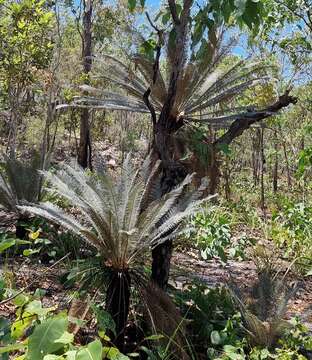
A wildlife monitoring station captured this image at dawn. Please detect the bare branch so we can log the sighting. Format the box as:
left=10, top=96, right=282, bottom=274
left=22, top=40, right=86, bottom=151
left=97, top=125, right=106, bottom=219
left=168, top=0, right=180, bottom=24
left=213, top=90, right=298, bottom=149
left=143, top=12, right=164, bottom=126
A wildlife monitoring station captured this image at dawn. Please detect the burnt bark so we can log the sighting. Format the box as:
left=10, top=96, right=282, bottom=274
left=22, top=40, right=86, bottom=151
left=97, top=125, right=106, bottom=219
left=273, top=131, right=278, bottom=193
left=16, top=217, right=27, bottom=239
left=151, top=240, right=174, bottom=290
left=260, top=126, right=265, bottom=215
left=106, top=269, right=131, bottom=351
left=148, top=1, right=296, bottom=291
left=78, top=0, right=93, bottom=169
left=213, top=91, right=297, bottom=149
left=151, top=122, right=187, bottom=289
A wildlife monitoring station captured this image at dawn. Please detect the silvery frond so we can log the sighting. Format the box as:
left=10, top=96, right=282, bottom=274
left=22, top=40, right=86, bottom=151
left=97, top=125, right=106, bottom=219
left=69, top=24, right=272, bottom=127
left=73, top=96, right=149, bottom=113
left=0, top=152, right=45, bottom=213
left=19, top=156, right=214, bottom=270
left=0, top=172, right=16, bottom=211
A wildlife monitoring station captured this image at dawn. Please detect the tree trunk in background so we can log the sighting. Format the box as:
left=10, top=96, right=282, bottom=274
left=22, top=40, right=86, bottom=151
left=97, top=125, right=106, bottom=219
left=78, top=0, right=92, bottom=169
left=273, top=131, right=278, bottom=193
left=106, top=270, right=131, bottom=352
left=260, top=126, right=265, bottom=216
left=209, top=145, right=221, bottom=195
left=282, top=140, right=291, bottom=188
left=224, top=155, right=231, bottom=201
left=252, top=129, right=261, bottom=187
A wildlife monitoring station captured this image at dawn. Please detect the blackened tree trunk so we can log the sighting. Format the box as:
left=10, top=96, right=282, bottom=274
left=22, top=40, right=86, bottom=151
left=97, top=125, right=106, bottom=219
left=16, top=217, right=28, bottom=239
left=106, top=270, right=131, bottom=351
left=148, top=0, right=296, bottom=291
left=224, top=155, right=231, bottom=201
left=151, top=123, right=187, bottom=289
left=78, top=0, right=93, bottom=169
left=273, top=130, right=278, bottom=193
left=260, top=126, right=265, bottom=215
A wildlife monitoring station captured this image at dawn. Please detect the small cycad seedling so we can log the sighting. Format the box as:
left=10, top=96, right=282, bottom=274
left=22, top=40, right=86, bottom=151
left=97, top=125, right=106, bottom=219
left=229, top=250, right=298, bottom=349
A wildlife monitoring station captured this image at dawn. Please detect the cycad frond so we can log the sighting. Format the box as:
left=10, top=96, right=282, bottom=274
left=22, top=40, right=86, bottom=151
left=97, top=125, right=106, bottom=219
left=73, top=31, right=272, bottom=125
left=0, top=152, right=45, bottom=213
left=229, top=269, right=298, bottom=348
left=19, top=156, right=213, bottom=270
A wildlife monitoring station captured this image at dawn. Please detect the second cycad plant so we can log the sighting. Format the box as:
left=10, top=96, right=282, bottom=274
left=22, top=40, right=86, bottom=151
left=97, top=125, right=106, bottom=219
left=19, top=155, right=213, bottom=349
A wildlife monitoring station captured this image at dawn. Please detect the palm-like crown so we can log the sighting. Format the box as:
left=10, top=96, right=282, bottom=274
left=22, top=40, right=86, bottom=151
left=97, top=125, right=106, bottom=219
left=73, top=29, right=270, bottom=126
left=19, top=156, right=213, bottom=269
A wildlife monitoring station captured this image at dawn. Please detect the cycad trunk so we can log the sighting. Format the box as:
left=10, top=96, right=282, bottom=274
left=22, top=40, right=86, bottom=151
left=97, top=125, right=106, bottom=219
left=16, top=216, right=28, bottom=239
left=106, top=270, right=131, bottom=351
left=151, top=123, right=187, bottom=289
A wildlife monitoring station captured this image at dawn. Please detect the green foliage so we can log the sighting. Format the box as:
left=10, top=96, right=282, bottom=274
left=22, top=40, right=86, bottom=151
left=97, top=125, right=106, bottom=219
left=91, top=304, right=116, bottom=337
left=0, top=293, right=129, bottom=360
left=174, top=282, right=238, bottom=349
left=297, top=147, right=312, bottom=178
left=27, top=316, right=69, bottom=359
left=0, top=233, right=31, bottom=254
left=184, top=208, right=253, bottom=262
left=0, top=0, right=54, bottom=91
left=127, top=0, right=145, bottom=12
left=271, top=201, right=312, bottom=274
left=259, top=0, right=311, bottom=65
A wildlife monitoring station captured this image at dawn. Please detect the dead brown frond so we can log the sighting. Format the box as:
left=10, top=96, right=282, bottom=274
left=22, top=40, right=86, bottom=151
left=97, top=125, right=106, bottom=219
left=139, top=281, right=190, bottom=360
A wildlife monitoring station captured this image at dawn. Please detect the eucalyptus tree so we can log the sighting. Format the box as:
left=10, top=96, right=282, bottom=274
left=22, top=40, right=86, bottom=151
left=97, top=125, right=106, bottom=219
left=0, top=0, right=54, bottom=155
left=71, top=0, right=297, bottom=289
left=19, top=156, right=213, bottom=349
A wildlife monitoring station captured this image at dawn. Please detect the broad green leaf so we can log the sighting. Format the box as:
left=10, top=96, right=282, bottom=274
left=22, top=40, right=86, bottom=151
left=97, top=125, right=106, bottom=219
left=210, top=330, right=221, bottom=345
left=76, top=340, right=103, bottom=360
left=11, top=312, right=35, bottom=339
left=0, top=343, right=25, bottom=354
left=91, top=305, right=116, bottom=336
left=223, top=345, right=245, bottom=360
left=144, top=334, right=164, bottom=341
left=128, top=0, right=136, bottom=12
left=13, top=294, right=29, bottom=307
left=305, top=268, right=312, bottom=276
left=0, top=238, right=15, bottom=253
left=27, top=317, right=68, bottom=359
left=64, top=350, right=77, bottom=360
left=54, top=331, right=74, bottom=345
left=23, top=248, right=40, bottom=256
left=26, top=300, right=55, bottom=316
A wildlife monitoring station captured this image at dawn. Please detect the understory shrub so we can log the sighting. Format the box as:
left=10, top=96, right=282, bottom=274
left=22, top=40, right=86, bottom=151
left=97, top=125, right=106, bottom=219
left=271, top=201, right=312, bottom=274
left=183, top=207, right=254, bottom=262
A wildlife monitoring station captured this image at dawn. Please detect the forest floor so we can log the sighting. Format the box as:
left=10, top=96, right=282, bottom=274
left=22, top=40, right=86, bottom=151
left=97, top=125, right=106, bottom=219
left=1, top=251, right=311, bottom=331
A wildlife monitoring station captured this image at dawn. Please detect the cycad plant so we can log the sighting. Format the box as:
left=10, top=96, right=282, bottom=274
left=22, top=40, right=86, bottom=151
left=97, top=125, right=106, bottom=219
left=19, top=156, right=213, bottom=349
left=0, top=152, right=45, bottom=238
left=70, top=16, right=296, bottom=289
left=76, top=26, right=272, bottom=122
left=229, top=253, right=298, bottom=349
